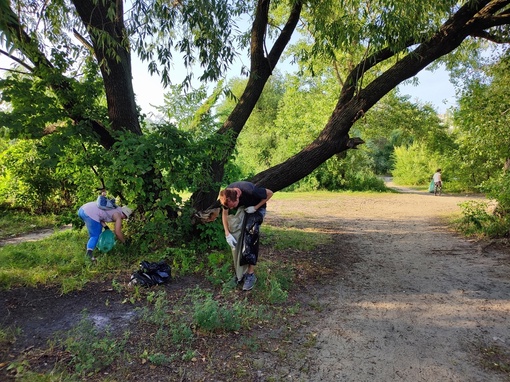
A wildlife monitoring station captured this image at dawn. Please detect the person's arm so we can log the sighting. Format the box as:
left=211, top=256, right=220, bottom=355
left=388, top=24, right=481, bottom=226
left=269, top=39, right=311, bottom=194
left=222, top=208, right=230, bottom=236
left=222, top=208, right=237, bottom=248
left=113, top=213, right=126, bottom=243
left=254, top=189, right=273, bottom=210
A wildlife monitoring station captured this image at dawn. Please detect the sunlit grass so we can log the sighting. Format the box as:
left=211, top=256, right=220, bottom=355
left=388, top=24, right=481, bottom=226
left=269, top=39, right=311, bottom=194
left=262, top=225, right=331, bottom=251
left=0, top=229, right=140, bottom=292
left=0, top=209, right=59, bottom=240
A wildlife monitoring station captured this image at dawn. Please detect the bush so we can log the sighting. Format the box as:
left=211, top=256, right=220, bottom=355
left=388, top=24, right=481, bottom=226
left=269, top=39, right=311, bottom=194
left=455, top=200, right=510, bottom=238
left=392, top=143, right=439, bottom=186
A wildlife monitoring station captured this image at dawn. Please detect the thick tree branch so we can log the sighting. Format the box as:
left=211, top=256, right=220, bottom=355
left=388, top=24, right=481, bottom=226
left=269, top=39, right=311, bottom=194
left=471, top=30, right=510, bottom=43
left=72, top=0, right=142, bottom=136
left=266, top=1, right=303, bottom=72
left=219, top=1, right=302, bottom=139
left=191, top=0, right=303, bottom=212
left=0, top=3, right=116, bottom=148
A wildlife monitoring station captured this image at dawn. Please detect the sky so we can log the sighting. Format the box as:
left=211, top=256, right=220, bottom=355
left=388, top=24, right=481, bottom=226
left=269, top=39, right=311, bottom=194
left=398, top=67, right=457, bottom=114
left=131, top=56, right=458, bottom=118
left=1, top=52, right=457, bottom=117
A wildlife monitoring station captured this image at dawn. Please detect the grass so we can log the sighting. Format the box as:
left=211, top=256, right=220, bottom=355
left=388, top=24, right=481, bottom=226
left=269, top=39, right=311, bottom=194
left=0, top=209, right=59, bottom=240
left=0, top=192, right=358, bottom=380
left=0, top=191, right=338, bottom=293
left=263, top=225, right=331, bottom=251
left=0, top=228, right=140, bottom=292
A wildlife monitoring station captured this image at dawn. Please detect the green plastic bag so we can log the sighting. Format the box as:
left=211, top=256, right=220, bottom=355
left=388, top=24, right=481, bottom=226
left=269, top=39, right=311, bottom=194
left=97, top=229, right=116, bottom=253
left=428, top=180, right=435, bottom=193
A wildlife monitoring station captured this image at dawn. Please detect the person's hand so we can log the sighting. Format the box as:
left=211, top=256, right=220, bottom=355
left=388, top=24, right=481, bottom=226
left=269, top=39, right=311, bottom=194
left=245, top=206, right=257, bottom=214
left=103, top=225, right=110, bottom=230
left=225, top=234, right=237, bottom=248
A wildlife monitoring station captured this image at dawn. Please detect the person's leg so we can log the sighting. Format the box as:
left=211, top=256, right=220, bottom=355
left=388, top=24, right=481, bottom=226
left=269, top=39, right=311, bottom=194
left=78, top=208, right=102, bottom=260
left=242, top=209, right=265, bottom=291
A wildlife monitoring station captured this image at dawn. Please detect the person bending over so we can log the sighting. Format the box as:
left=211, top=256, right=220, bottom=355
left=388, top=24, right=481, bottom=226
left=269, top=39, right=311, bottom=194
left=219, top=181, right=273, bottom=291
left=78, top=201, right=132, bottom=261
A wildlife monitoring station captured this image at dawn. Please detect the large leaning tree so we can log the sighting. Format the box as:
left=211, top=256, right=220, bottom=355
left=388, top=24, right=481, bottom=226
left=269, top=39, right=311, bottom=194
left=1, top=1, right=510, bottom=221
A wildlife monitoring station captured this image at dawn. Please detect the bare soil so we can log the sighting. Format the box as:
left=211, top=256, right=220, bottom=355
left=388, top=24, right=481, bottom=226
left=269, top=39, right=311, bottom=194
left=1, top=185, right=510, bottom=381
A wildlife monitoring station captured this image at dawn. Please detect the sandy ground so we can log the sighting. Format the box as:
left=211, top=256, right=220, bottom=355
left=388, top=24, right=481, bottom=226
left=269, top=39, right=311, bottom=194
left=265, top=186, right=510, bottom=381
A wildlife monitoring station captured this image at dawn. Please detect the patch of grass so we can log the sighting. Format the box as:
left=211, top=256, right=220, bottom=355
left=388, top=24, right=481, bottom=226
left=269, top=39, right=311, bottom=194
left=479, top=344, right=510, bottom=374
left=190, top=287, right=264, bottom=333
left=61, top=311, right=129, bottom=376
left=263, top=225, right=331, bottom=251
left=5, top=369, right=73, bottom=382
left=0, top=229, right=141, bottom=292
left=454, top=200, right=510, bottom=238
left=0, top=230, right=88, bottom=290
left=0, top=209, right=58, bottom=240
left=241, top=335, right=260, bottom=352
left=0, top=325, right=21, bottom=347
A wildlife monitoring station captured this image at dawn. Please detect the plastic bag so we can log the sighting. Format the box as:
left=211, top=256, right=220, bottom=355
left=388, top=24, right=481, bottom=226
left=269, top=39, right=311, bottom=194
left=129, top=261, right=172, bottom=287
left=428, top=180, right=435, bottom=193
left=97, top=229, right=116, bottom=253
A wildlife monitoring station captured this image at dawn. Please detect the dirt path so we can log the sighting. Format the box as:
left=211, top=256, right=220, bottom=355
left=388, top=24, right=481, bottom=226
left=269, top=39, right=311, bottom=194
left=266, top=190, right=510, bottom=381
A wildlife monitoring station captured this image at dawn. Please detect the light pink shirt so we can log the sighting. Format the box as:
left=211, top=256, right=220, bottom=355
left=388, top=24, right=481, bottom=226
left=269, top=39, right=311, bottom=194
left=81, top=202, right=123, bottom=223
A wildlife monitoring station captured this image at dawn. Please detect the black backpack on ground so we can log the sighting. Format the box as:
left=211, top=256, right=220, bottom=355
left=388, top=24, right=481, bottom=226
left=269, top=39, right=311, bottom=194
left=129, top=260, right=171, bottom=287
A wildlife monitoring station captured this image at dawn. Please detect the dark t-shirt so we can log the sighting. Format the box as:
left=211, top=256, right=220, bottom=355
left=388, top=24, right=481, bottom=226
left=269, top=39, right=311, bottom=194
left=226, top=181, right=268, bottom=209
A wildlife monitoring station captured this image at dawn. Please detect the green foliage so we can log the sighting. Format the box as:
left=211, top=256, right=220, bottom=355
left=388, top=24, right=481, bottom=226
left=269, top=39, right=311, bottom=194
left=62, top=312, right=128, bottom=375
left=205, top=252, right=233, bottom=286
left=481, top=172, right=510, bottom=212
left=451, top=53, right=510, bottom=193
left=392, top=143, right=440, bottom=186
left=130, top=0, right=249, bottom=87
left=306, top=0, right=456, bottom=56
left=148, top=353, right=173, bottom=366
left=454, top=200, right=509, bottom=238
left=0, top=207, right=58, bottom=240
left=361, top=91, right=455, bottom=175
left=0, top=139, right=68, bottom=212
left=218, top=75, right=287, bottom=177
left=282, top=150, right=385, bottom=192
left=190, top=288, right=264, bottom=333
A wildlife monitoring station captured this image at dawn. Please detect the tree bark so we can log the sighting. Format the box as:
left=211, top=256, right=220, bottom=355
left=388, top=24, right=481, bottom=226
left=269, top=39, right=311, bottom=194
left=190, top=0, right=303, bottom=211
left=72, top=0, right=142, bottom=135
left=250, top=0, right=509, bottom=190
left=194, top=0, right=510, bottom=221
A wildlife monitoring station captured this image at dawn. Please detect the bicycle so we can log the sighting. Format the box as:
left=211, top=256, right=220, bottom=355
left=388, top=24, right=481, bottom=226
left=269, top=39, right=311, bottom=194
left=434, top=182, right=442, bottom=196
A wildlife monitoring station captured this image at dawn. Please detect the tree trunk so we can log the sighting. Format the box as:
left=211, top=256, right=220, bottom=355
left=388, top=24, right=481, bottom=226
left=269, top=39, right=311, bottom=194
left=190, top=0, right=303, bottom=211
left=72, top=0, right=142, bottom=135
left=196, top=0, right=510, bottom=218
